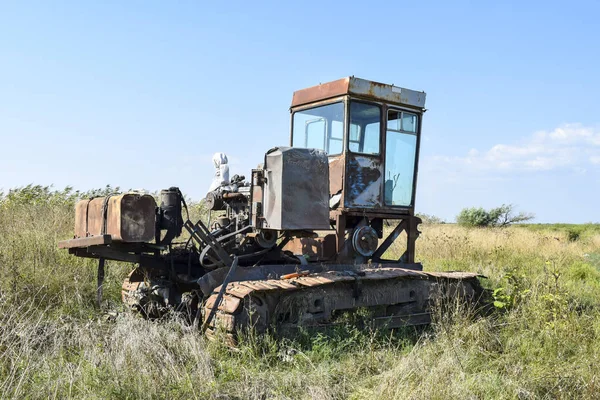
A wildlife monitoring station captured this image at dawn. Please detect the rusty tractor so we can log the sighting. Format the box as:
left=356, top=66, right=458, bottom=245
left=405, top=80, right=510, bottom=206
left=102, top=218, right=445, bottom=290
left=59, top=77, right=485, bottom=340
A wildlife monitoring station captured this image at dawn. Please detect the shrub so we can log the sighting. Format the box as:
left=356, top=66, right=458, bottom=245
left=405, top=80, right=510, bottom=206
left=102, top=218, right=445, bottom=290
left=456, top=204, right=534, bottom=227
left=416, top=213, right=445, bottom=224
left=567, top=227, right=583, bottom=242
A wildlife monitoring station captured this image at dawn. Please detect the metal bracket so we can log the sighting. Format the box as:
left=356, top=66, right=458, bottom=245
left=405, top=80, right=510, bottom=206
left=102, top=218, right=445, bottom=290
left=371, top=219, right=407, bottom=261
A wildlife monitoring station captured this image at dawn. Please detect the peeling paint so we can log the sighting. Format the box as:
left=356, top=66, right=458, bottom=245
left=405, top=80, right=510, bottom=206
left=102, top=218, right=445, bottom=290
left=345, top=156, right=382, bottom=207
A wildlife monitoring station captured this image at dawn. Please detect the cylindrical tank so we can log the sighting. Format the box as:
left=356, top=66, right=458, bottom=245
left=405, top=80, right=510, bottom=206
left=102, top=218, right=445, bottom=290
left=159, top=187, right=183, bottom=234
left=74, top=193, right=157, bottom=242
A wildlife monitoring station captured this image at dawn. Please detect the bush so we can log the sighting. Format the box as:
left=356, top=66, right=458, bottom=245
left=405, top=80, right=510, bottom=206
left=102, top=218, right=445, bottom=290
left=456, top=204, right=534, bottom=227
left=416, top=213, right=445, bottom=224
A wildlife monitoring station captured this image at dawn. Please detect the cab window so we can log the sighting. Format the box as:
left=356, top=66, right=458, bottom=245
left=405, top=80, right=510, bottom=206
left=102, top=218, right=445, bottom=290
left=292, top=102, right=344, bottom=155
left=348, top=102, right=381, bottom=155
left=384, top=110, right=419, bottom=206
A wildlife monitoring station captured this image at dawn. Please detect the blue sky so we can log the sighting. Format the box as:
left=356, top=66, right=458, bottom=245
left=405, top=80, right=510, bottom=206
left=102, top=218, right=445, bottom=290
left=1, top=1, right=598, bottom=223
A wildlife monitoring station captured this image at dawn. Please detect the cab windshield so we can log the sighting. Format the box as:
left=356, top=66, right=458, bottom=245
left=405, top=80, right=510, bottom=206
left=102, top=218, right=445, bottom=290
left=292, top=102, right=344, bottom=155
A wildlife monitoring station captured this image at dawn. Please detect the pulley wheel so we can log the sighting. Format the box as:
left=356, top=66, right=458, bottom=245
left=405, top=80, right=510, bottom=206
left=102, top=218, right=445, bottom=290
left=352, top=226, right=379, bottom=256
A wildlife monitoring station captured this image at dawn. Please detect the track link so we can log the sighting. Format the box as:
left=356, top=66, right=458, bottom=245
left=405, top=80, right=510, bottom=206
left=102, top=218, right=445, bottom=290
left=203, top=267, right=484, bottom=340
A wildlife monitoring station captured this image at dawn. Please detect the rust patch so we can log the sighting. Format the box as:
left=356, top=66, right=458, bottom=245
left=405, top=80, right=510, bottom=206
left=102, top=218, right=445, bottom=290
left=74, top=194, right=156, bottom=242
left=328, top=155, right=345, bottom=195
left=121, top=280, right=142, bottom=301
left=291, top=77, right=426, bottom=110
left=219, top=296, right=241, bottom=313
left=227, top=284, right=255, bottom=299
left=283, top=234, right=336, bottom=261
left=291, top=78, right=350, bottom=108
left=213, top=313, right=236, bottom=331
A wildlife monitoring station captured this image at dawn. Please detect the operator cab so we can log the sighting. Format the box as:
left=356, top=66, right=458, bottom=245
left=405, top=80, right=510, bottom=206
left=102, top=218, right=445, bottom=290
left=289, top=77, right=426, bottom=214
left=289, top=77, right=427, bottom=262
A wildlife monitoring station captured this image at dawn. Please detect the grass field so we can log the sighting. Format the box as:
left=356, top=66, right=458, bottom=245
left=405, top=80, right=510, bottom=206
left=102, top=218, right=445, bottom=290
left=2, top=187, right=600, bottom=399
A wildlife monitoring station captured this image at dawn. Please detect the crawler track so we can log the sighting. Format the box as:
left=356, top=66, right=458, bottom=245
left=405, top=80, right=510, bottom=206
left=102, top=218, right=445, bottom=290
left=203, top=267, right=484, bottom=340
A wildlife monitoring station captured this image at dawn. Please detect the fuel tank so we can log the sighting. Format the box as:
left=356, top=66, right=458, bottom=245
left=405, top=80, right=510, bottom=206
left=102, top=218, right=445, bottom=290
left=74, top=193, right=156, bottom=242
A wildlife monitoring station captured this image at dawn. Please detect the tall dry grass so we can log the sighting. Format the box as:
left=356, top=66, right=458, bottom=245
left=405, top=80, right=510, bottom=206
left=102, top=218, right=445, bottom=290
left=2, top=188, right=600, bottom=399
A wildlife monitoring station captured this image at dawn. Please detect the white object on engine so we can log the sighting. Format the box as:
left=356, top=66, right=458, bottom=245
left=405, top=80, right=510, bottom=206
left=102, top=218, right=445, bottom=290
left=208, top=152, right=230, bottom=193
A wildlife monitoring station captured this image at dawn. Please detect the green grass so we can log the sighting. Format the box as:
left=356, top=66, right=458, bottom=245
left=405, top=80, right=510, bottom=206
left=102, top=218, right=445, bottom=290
left=2, top=188, right=600, bottom=399
left=520, top=223, right=600, bottom=241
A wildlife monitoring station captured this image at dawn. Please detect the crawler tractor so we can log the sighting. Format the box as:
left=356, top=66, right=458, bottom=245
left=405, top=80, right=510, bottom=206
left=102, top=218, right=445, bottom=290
left=59, top=77, right=484, bottom=339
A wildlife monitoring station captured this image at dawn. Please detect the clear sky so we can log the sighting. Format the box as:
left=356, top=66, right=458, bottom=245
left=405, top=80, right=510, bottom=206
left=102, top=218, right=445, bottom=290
left=1, top=1, right=598, bottom=223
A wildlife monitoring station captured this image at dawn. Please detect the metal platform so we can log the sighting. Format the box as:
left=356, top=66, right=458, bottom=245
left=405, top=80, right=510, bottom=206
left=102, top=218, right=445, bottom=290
left=58, top=235, right=112, bottom=249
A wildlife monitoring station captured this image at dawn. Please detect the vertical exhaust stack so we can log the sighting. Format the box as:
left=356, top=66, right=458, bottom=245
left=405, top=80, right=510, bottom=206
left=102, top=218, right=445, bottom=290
left=157, top=187, right=184, bottom=245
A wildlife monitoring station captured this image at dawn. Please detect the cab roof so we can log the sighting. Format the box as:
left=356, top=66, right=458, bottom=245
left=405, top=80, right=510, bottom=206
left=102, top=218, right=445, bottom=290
left=291, top=76, right=426, bottom=110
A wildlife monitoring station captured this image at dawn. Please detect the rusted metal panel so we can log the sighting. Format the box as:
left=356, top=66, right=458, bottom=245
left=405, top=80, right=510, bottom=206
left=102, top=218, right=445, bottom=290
left=74, top=199, right=92, bottom=238
left=291, top=78, right=350, bottom=108
left=263, top=147, right=330, bottom=231
left=74, top=194, right=156, bottom=242
left=347, top=78, right=426, bottom=109
left=328, top=155, right=345, bottom=195
left=282, top=234, right=336, bottom=260
left=344, top=155, right=382, bottom=207
left=334, top=213, right=346, bottom=253
left=334, top=209, right=412, bottom=219
left=291, top=77, right=426, bottom=110
left=75, top=199, right=103, bottom=238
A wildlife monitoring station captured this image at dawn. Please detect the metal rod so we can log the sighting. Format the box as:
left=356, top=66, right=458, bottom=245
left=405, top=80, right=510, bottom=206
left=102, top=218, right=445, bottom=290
left=97, top=258, right=105, bottom=307
left=201, top=256, right=239, bottom=333
left=184, top=220, right=232, bottom=266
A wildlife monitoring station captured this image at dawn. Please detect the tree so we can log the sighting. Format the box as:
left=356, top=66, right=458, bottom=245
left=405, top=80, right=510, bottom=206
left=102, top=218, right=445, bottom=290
left=493, top=204, right=535, bottom=227
left=456, top=204, right=534, bottom=227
